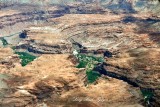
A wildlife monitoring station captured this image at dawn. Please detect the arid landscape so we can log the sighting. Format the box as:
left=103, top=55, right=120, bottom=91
left=0, top=0, right=160, bottom=107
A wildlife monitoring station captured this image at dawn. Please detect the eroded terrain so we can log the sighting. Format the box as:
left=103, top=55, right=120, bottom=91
left=0, top=1, right=160, bottom=107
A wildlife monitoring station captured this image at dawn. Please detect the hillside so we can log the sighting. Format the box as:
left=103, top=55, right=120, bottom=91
left=0, top=1, right=160, bottom=107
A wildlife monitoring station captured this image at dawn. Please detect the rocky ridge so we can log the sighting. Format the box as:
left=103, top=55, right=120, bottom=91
left=0, top=3, right=159, bottom=107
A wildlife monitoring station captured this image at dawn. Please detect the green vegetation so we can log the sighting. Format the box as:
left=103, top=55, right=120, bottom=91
left=11, top=46, right=16, bottom=50
left=76, top=53, right=104, bottom=84
left=1, top=38, right=8, bottom=46
left=141, top=89, right=154, bottom=105
left=76, top=54, right=104, bottom=68
left=86, top=70, right=101, bottom=83
left=15, top=52, right=37, bottom=66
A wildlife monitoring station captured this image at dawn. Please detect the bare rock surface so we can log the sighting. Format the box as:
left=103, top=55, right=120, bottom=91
left=50, top=14, right=158, bottom=52
left=0, top=54, right=142, bottom=107
left=0, top=3, right=159, bottom=107
left=103, top=48, right=160, bottom=106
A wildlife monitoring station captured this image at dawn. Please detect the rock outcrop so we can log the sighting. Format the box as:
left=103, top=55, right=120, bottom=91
left=50, top=14, right=158, bottom=52
left=103, top=48, right=160, bottom=106
left=15, top=26, right=73, bottom=54
left=0, top=2, right=159, bottom=107
left=0, top=54, right=143, bottom=107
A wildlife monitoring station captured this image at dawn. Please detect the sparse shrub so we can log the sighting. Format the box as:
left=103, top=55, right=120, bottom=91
left=1, top=38, right=8, bottom=46
left=141, top=89, right=154, bottom=106
left=11, top=46, right=16, bottom=50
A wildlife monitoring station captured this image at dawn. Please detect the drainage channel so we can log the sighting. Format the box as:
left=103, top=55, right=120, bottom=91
left=70, top=39, right=154, bottom=106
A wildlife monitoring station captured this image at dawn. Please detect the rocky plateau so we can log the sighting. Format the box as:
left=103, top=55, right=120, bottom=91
left=0, top=1, right=160, bottom=107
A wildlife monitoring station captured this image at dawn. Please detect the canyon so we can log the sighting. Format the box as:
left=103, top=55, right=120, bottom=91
left=0, top=1, right=160, bottom=107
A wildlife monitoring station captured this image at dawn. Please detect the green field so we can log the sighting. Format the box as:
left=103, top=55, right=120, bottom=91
left=76, top=53, right=104, bottom=83
left=15, top=52, right=37, bottom=66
